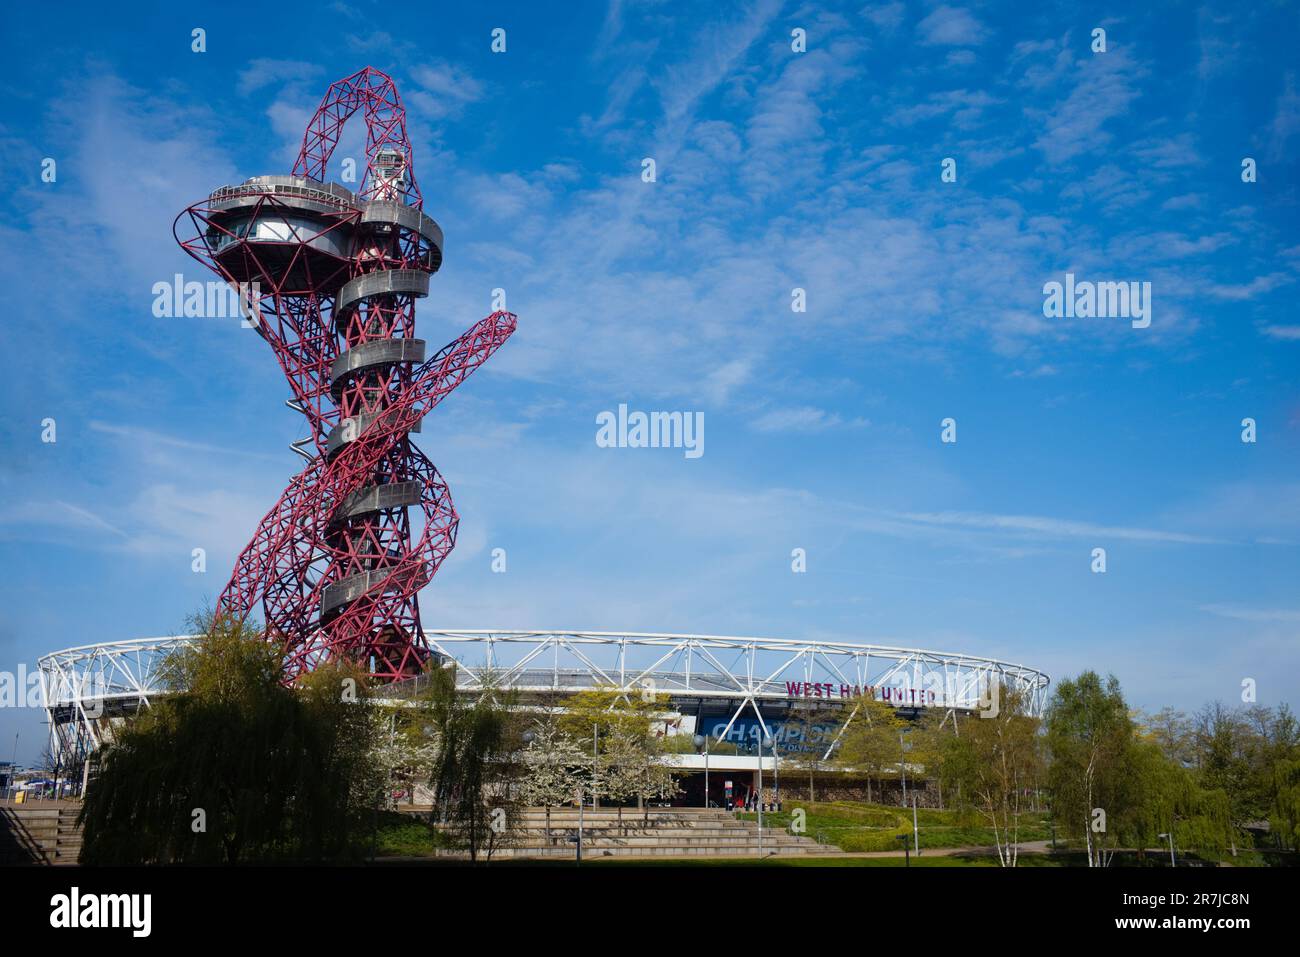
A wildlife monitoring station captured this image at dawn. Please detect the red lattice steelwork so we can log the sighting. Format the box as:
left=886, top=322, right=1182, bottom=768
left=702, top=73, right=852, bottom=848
left=174, top=67, right=516, bottom=681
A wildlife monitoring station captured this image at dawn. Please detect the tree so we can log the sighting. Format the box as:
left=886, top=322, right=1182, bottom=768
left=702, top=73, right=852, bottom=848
left=557, top=686, right=673, bottom=810
left=1045, top=672, right=1135, bottom=867
left=371, top=705, right=437, bottom=807
left=422, top=665, right=522, bottom=862
left=779, top=704, right=838, bottom=803
left=79, top=612, right=378, bottom=863
left=1123, top=737, right=1233, bottom=861
left=1190, top=704, right=1300, bottom=852
left=1271, top=757, right=1300, bottom=852
left=516, top=716, right=587, bottom=842
left=558, top=687, right=666, bottom=746
left=1048, top=677, right=1242, bottom=866
left=837, top=696, right=905, bottom=804
left=941, top=685, right=1042, bottom=866
left=599, top=726, right=681, bottom=824
left=1138, top=707, right=1195, bottom=768
left=1191, top=702, right=1255, bottom=848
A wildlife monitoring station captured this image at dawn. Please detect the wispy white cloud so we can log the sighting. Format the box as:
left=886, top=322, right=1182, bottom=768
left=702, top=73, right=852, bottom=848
left=1200, top=604, right=1300, bottom=623
left=236, top=59, right=323, bottom=96
left=0, top=500, right=127, bottom=538
left=1261, top=324, right=1300, bottom=340
left=750, top=406, right=868, bottom=433
left=1031, top=46, right=1143, bottom=164
left=408, top=60, right=485, bottom=120
left=916, top=6, right=988, bottom=46
left=1267, top=71, right=1300, bottom=161
left=888, top=510, right=1228, bottom=545
left=861, top=1, right=906, bottom=33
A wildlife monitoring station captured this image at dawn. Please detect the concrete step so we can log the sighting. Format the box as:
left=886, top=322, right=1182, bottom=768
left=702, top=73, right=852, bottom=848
left=1, top=803, right=84, bottom=865
left=502, top=821, right=782, bottom=832
left=408, top=806, right=843, bottom=859
left=428, top=844, right=840, bottom=859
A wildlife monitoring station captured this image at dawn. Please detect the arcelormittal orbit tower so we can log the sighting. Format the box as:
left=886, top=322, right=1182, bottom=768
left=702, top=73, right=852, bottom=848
left=175, top=67, right=516, bottom=681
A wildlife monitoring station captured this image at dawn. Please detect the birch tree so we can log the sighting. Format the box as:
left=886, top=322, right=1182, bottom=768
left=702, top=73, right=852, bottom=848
left=1045, top=672, right=1134, bottom=867
left=943, top=685, right=1042, bottom=866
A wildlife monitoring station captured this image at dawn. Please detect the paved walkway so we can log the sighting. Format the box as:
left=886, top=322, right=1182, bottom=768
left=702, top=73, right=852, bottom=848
left=836, top=839, right=1054, bottom=859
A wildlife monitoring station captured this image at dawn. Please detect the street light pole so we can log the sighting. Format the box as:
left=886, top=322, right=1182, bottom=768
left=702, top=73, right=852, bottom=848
left=757, top=731, right=763, bottom=858
left=773, top=733, right=780, bottom=810
left=693, top=734, right=710, bottom=808
left=757, top=732, right=773, bottom=858
left=1158, top=831, right=1176, bottom=867
left=899, top=731, right=907, bottom=807
left=912, top=792, right=920, bottom=855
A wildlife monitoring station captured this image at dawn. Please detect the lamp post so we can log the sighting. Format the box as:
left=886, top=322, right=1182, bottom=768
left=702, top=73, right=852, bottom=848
left=773, top=729, right=780, bottom=811
left=912, top=792, right=920, bottom=856
left=693, top=734, right=709, bottom=808
left=899, top=731, right=908, bottom=807
left=575, top=784, right=584, bottom=865
left=523, top=728, right=549, bottom=842
left=1158, top=831, right=1176, bottom=868
left=757, top=731, right=773, bottom=858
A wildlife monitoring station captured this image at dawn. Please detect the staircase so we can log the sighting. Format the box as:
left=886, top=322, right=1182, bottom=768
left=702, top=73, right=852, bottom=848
left=0, top=802, right=83, bottom=864
left=408, top=806, right=843, bottom=860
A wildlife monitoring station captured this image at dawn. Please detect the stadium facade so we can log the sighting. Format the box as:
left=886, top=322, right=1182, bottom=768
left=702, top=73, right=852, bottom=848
left=40, top=631, right=1049, bottom=804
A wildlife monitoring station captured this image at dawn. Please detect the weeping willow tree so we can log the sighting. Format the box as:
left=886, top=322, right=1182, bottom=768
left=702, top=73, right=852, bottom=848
left=1272, top=758, right=1300, bottom=852
left=421, top=665, right=522, bottom=862
left=78, top=612, right=379, bottom=864
left=1125, top=739, right=1233, bottom=861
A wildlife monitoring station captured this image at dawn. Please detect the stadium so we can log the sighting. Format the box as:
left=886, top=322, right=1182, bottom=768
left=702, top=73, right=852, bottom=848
left=39, top=630, right=1049, bottom=806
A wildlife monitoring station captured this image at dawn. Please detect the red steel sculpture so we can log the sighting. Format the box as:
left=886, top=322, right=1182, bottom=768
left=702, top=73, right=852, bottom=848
left=174, top=67, right=516, bottom=681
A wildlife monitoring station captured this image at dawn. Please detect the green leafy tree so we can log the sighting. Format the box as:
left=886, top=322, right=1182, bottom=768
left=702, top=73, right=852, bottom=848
left=599, top=726, right=681, bottom=824
left=908, top=708, right=954, bottom=808
left=1271, top=758, right=1300, bottom=852
left=557, top=686, right=672, bottom=807
left=79, top=612, right=378, bottom=863
left=837, top=696, right=906, bottom=804
left=940, top=685, right=1042, bottom=866
left=1123, top=737, right=1233, bottom=861
left=1045, top=672, right=1137, bottom=867
left=779, top=705, right=838, bottom=803
left=1138, top=707, right=1195, bottom=767
left=1191, top=702, right=1255, bottom=847
left=422, top=665, right=522, bottom=862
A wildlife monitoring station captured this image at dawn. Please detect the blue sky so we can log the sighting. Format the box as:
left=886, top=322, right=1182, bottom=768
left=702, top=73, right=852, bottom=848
left=1, top=1, right=1297, bottom=762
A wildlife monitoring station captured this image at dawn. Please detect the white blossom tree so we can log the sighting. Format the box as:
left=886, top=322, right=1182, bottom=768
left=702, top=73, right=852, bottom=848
left=516, top=719, right=588, bottom=843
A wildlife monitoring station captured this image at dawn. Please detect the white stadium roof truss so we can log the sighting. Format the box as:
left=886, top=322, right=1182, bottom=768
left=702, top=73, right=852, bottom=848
left=37, top=635, right=192, bottom=766
left=39, top=631, right=1049, bottom=766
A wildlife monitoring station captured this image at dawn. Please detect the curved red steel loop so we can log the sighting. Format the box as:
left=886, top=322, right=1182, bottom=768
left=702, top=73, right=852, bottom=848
left=174, top=67, right=515, bottom=681
left=294, top=66, right=422, bottom=206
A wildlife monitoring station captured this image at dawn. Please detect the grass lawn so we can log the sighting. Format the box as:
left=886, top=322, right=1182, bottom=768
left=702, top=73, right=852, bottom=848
left=373, top=810, right=452, bottom=856
left=583, top=853, right=1066, bottom=867
left=374, top=802, right=1057, bottom=859
left=369, top=852, right=1067, bottom=867
left=737, top=800, right=1051, bottom=853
